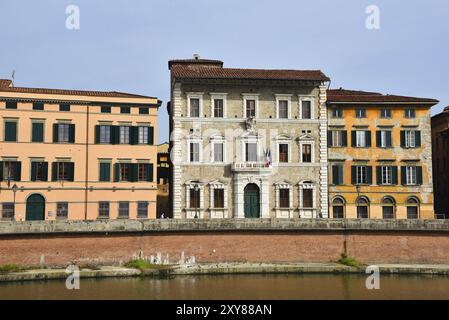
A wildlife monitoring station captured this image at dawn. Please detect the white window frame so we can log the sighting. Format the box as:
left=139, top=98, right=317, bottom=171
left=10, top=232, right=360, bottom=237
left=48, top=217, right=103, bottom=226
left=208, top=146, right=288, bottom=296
left=275, top=94, right=292, bottom=119
left=332, top=130, right=343, bottom=147
left=405, top=130, right=416, bottom=148
left=274, top=135, right=292, bottom=164
left=210, top=135, right=226, bottom=163
left=356, top=131, right=367, bottom=148
left=298, top=182, right=317, bottom=209
left=380, top=130, right=391, bottom=148
left=210, top=93, right=227, bottom=118
left=242, top=94, right=259, bottom=118
left=275, top=182, right=293, bottom=208
left=209, top=181, right=228, bottom=209
left=406, top=166, right=417, bottom=185
left=187, top=92, right=204, bottom=118
left=185, top=182, right=204, bottom=210
left=356, top=166, right=368, bottom=184
left=381, top=166, right=393, bottom=185
left=186, top=135, right=203, bottom=163
left=298, top=96, right=314, bottom=120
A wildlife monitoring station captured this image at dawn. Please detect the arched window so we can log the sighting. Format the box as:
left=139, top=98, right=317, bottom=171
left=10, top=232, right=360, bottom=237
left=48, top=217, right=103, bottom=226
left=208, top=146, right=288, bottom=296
left=381, top=196, right=396, bottom=219
left=356, top=197, right=370, bottom=219
left=406, top=197, right=420, bottom=219
left=332, top=197, right=345, bottom=219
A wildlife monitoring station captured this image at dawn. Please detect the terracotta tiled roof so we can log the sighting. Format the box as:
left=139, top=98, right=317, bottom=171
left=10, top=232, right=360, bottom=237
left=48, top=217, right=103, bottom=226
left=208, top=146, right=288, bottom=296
left=168, top=58, right=224, bottom=69
left=327, top=88, right=438, bottom=104
left=171, top=65, right=330, bottom=82
left=0, top=79, right=12, bottom=88
left=0, top=79, right=156, bottom=99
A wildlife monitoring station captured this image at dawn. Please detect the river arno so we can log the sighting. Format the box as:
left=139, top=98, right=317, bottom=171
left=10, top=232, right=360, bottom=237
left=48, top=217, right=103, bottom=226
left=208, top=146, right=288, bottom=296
left=1, top=274, right=449, bottom=300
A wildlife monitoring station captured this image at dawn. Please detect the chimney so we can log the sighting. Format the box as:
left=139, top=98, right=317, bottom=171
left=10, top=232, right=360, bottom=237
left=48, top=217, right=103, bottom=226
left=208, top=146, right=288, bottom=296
left=193, top=54, right=200, bottom=60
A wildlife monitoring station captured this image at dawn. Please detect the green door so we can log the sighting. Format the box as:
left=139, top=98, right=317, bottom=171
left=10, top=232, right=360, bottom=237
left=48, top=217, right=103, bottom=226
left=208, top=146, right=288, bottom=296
left=26, top=194, right=45, bottom=221
left=244, top=184, right=260, bottom=218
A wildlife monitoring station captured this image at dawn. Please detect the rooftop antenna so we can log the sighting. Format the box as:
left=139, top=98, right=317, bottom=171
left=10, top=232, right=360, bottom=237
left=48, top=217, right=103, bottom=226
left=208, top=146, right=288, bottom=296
left=11, top=70, right=15, bottom=87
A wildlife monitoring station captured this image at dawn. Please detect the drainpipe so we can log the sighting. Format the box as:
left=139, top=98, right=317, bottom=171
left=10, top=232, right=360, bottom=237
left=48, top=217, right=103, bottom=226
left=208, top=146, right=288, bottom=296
left=84, top=105, right=90, bottom=220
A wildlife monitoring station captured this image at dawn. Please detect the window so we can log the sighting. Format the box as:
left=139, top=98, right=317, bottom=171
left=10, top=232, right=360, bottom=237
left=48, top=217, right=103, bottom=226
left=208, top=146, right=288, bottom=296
left=356, top=131, right=367, bottom=147
left=101, top=106, right=111, bottom=113
left=58, top=124, right=70, bottom=143
left=382, top=197, right=395, bottom=219
left=118, top=202, right=129, bottom=218
left=56, top=162, right=71, bottom=181
left=59, top=104, right=70, bottom=112
left=213, top=143, right=224, bottom=162
left=357, top=198, right=369, bottom=218
left=279, top=189, right=290, bottom=208
left=405, top=108, right=416, bottom=119
left=332, top=108, right=343, bottom=118
left=33, top=102, right=44, bottom=110
left=246, top=99, right=256, bottom=118
left=137, top=201, right=148, bottom=218
left=189, top=143, right=200, bottom=162
left=377, top=130, right=392, bottom=148
left=138, top=127, right=149, bottom=144
left=301, top=100, right=312, bottom=119
left=31, top=122, right=44, bottom=142
left=120, top=106, right=131, bottom=114
left=189, top=188, right=200, bottom=208
left=214, top=99, right=224, bottom=118
left=119, top=126, right=130, bottom=144
left=245, top=142, right=257, bottom=162
left=98, top=202, right=110, bottom=218
left=380, top=109, right=391, bottom=118
left=6, top=101, right=17, bottom=109
left=139, top=107, right=149, bottom=115
left=354, top=166, right=371, bottom=185
left=407, top=197, right=419, bottom=219
left=381, top=166, right=393, bottom=185
left=278, top=100, right=289, bottom=119
left=331, top=131, right=342, bottom=147
left=99, top=125, right=111, bottom=144
left=56, top=202, right=68, bottom=219
left=332, top=198, right=345, bottom=218
left=2, top=161, right=21, bottom=182
left=302, top=144, right=312, bottom=163
left=278, top=144, right=289, bottom=163
left=31, top=161, right=48, bottom=181
left=190, top=98, right=200, bottom=117
left=120, top=163, right=131, bottom=181
left=2, top=203, right=14, bottom=220
left=332, top=164, right=344, bottom=185
left=99, top=162, right=111, bottom=181
left=302, top=189, right=313, bottom=208
left=403, top=130, right=421, bottom=148
left=138, top=163, right=151, bottom=181
left=4, top=120, right=17, bottom=142
left=355, top=108, right=366, bottom=118
left=405, top=166, right=417, bottom=185
left=213, top=189, right=224, bottom=208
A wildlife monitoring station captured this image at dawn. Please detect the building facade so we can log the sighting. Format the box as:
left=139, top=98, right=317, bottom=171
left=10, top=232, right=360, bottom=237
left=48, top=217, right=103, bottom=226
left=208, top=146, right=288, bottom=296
left=0, top=79, right=160, bottom=221
left=431, top=107, right=449, bottom=218
left=157, top=142, right=170, bottom=218
left=327, top=89, right=438, bottom=219
left=169, top=57, right=330, bottom=219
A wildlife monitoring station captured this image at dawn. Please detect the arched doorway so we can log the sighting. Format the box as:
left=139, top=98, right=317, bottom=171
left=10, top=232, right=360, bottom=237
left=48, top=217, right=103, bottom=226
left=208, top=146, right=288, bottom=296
left=26, top=194, right=45, bottom=221
left=244, top=183, right=260, bottom=218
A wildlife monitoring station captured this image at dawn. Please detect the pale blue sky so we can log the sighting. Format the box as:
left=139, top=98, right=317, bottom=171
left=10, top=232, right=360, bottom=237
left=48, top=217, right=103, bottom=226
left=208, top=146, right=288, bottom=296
left=1, top=0, right=448, bottom=143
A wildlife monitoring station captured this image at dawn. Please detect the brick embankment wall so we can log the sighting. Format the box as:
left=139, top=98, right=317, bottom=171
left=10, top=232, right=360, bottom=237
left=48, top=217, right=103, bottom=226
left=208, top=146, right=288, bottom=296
left=1, top=219, right=449, bottom=267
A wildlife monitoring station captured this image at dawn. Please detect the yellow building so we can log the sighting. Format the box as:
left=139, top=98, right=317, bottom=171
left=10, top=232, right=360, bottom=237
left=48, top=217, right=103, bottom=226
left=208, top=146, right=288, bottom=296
left=0, top=79, right=160, bottom=221
left=327, top=89, right=438, bottom=219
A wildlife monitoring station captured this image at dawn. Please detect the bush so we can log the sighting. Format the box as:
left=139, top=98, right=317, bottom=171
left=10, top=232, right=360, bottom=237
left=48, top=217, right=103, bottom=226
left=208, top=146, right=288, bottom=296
left=0, top=264, right=22, bottom=274
left=124, top=259, right=168, bottom=270
left=337, top=253, right=361, bottom=268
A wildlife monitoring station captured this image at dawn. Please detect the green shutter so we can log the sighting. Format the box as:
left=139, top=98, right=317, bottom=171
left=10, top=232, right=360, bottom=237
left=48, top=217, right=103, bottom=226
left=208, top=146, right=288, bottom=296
left=417, top=166, right=423, bottom=185
left=392, top=166, right=398, bottom=185
left=52, top=162, right=58, bottom=181
left=415, top=131, right=421, bottom=147
left=376, top=131, right=381, bottom=148
left=42, top=162, right=48, bottom=181
left=367, top=166, right=372, bottom=185
left=328, top=131, right=333, bottom=147
left=114, top=163, right=120, bottom=182
left=0, top=162, right=3, bottom=181
left=366, top=131, right=372, bottom=147
left=15, top=162, right=21, bottom=181
left=351, top=131, right=356, bottom=147
left=147, top=164, right=154, bottom=182
left=53, top=124, right=59, bottom=142
left=149, top=127, right=154, bottom=145
left=32, top=123, right=44, bottom=142
left=332, top=165, right=338, bottom=185
left=400, top=131, right=405, bottom=148
left=4, top=121, right=17, bottom=141
left=112, top=126, right=120, bottom=144
left=386, top=131, right=392, bottom=148
left=69, top=124, right=75, bottom=143
left=68, top=163, right=75, bottom=181
left=95, top=126, right=100, bottom=144
left=376, top=166, right=382, bottom=185
left=99, top=163, right=111, bottom=182
left=401, top=166, right=406, bottom=185
left=342, top=131, right=348, bottom=147
left=351, top=166, right=357, bottom=185
left=131, top=164, right=138, bottom=182
left=31, top=162, right=37, bottom=181
left=130, top=127, right=138, bottom=145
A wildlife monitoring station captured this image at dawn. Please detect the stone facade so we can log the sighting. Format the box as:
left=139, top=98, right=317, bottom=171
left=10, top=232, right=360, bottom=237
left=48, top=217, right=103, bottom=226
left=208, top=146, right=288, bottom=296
left=169, top=58, right=330, bottom=219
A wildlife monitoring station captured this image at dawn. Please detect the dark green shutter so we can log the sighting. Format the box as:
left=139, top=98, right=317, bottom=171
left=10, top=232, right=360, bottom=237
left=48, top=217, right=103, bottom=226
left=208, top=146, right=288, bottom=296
left=366, top=131, right=372, bottom=147
left=415, top=131, right=421, bottom=147
left=32, top=123, right=44, bottom=142
left=95, top=126, right=100, bottom=144
left=147, top=164, right=153, bottom=182
left=392, top=166, right=398, bottom=185
left=52, top=162, right=58, bottom=181
left=376, top=166, right=382, bottom=185
left=114, top=163, right=120, bottom=182
left=130, top=127, right=138, bottom=145
left=351, top=131, right=356, bottom=147
left=417, top=166, right=423, bottom=185
left=131, top=164, right=138, bottom=182
left=386, top=131, right=392, bottom=148
left=401, top=166, right=406, bottom=185
left=400, top=131, right=405, bottom=148
left=342, top=131, right=348, bottom=147
left=99, top=163, right=111, bottom=181
left=149, top=127, right=154, bottom=145
left=53, top=124, right=59, bottom=142
left=69, top=124, right=75, bottom=143
left=332, top=165, right=339, bottom=185
left=31, top=162, right=37, bottom=181
left=68, top=163, right=75, bottom=181
left=15, top=162, right=21, bottom=181
left=42, top=162, right=48, bottom=181
left=328, top=131, right=333, bottom=147
left=367, top=166, right=373, bottom=185
left=113, top=126, right=120, bottom=144
left=351, top=166, right=357, bottom=184
left=0, top=162, right=3, bottom=181
left=376, top=131, right=381, bottom=148
left=4, top=122, right=17, bottom=141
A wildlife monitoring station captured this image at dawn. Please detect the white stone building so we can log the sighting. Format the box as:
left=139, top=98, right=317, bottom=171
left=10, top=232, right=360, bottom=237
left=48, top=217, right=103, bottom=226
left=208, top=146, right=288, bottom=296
left=168, top=57, right=329, bottom=219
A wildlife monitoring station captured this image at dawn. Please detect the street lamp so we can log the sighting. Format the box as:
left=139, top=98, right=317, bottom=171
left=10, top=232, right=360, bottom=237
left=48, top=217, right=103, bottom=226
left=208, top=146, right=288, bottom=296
left=12, top=183, right=18, bottom=219
left=193, top=184, right=199, bottom=219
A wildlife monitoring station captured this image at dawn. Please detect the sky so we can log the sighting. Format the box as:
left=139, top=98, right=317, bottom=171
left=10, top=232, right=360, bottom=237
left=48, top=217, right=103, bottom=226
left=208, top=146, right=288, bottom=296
left=1, top=0, right=448, bottom=143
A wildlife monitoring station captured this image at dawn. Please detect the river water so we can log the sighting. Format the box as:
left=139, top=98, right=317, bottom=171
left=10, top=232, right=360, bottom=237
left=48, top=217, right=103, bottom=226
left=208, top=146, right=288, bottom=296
left=1, top=274, right=449, bottom=300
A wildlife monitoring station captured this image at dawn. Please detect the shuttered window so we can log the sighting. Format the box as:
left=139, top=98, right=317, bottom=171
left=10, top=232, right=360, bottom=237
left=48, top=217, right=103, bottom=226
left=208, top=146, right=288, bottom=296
left=31, top=161, right=48, bottom=181
left=31, top=122, right=44, bottom=142
left=4, top=121, right=17, bottom=142
left=99, top=162, right=111, bottom=182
